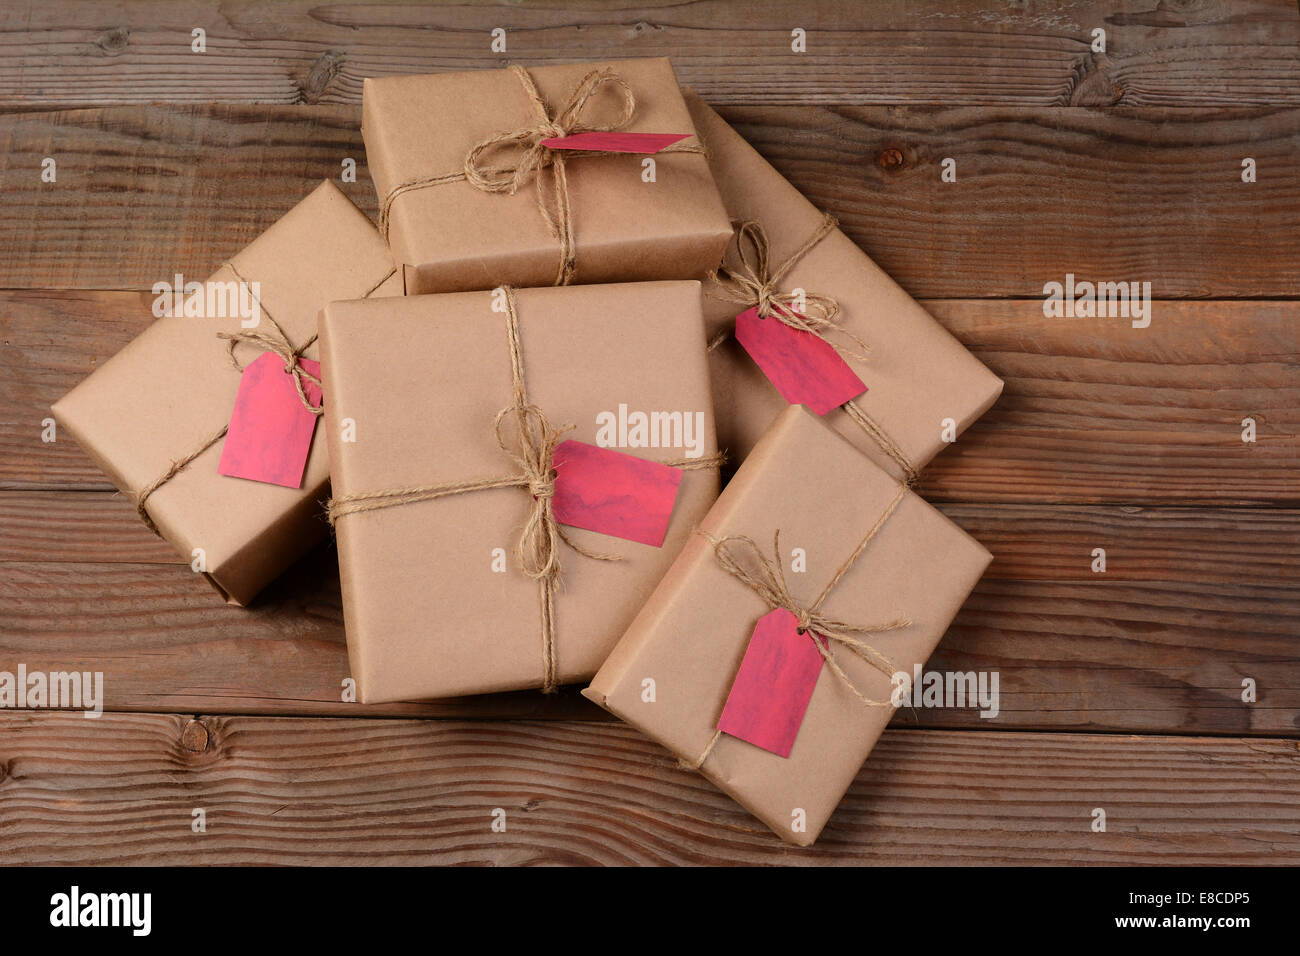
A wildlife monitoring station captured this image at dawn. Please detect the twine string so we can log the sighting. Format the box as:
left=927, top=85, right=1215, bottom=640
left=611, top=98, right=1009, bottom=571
left=688, top=486, right=911, bottom=769
left=706, top=215, right=867, bottom=361
left=216, top=261, right=323, bottom=416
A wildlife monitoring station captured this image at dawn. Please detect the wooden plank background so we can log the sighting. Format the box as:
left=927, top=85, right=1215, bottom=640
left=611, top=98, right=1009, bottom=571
left=5, top=714, right=1299, bottom=865
left=0, top=0, right=1297, bottom=864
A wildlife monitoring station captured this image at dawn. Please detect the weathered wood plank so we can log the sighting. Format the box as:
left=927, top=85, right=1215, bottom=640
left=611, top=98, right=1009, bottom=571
left=1, top=714, right=1297, bottom=864
left=0, top=544, right=603, bottom=721
left=920, top=298, right=1299, bottom=505
left=2, top=531, right=1294, bottom=732
left=5, top=293, right=1294, bottom=503
left=5, top=490, right=1296, bottom=585
left=0, top=1, right=1297, bottom=109
left=0, top=104, right=1297, bottom=297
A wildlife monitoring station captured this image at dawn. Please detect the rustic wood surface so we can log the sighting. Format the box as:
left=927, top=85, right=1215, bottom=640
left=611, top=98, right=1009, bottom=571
left=0, top=0, right=1296, bottom=865
left=3, top=105, right=1298, bottom=298
left=3, top=714, right=1298, bottom=865
left=1, top=0, right=1297, bottom=108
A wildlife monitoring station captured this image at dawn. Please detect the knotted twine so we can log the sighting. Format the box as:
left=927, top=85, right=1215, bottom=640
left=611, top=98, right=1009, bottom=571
left=325, top=286, right=725, bottom=693
left=688, top=485, right=911, bottom=770
left=377, top=64, right=706, bottom=288
left=131, top=261, right=397, bottom=536
left=706, top=216, right=920, bottom=485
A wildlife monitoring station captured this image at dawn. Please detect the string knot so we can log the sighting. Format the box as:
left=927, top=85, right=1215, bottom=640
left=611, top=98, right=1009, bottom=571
left=529, top=470, right=557, bottom=501
left=538, top=121, right=568, bottom=141
left=698, top=499, right=912, bottom=712
left=214, top=263, right=323, bottom=416
left=707, top=216, right=869, bottom=363
left=754, top=287, right=779, bottom=321
left=217, top=327, right=323, bottom=416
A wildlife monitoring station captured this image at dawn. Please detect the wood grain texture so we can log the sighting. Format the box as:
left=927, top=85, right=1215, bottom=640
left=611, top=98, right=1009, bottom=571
left=5, top=292, right=1294, bottom=503
left=0, top=542, right=603, bottom=721
left=0, top=1, right=1297, bottom=109
left=6, top=490, right=1298, bottom=584
left=2, top=501, right=1295, bottom=733
left=2, top=713, right=1297, bottom=864
left=1, top=104, right=1297, bottom=297
left=919, top=298, right=1299, bottom=505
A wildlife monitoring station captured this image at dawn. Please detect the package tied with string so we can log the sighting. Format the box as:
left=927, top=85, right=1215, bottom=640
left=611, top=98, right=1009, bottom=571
left=51, top=181, right=402, bottom=605
left=585, top=405, right=992, bottom=846
left=362, top=57, right=733, bottom=295
left=320, top=282, right=723, bottom=702
left=683, top=89, right=1004, bottom=483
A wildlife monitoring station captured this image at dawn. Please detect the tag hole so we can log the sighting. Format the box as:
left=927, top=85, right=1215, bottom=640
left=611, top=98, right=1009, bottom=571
left=796, top=627, right=807, bottom=635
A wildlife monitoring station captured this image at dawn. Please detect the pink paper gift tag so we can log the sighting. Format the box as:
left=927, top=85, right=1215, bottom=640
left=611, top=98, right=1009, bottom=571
left=218, top=352, right=322, bottom=489
left=550, top=439, right=683, bottom=547
left=734, top=306, right=867, bottom=415
left=540, top=132, right=691, bottom=153
left=717, top=607, right=827, bottom=758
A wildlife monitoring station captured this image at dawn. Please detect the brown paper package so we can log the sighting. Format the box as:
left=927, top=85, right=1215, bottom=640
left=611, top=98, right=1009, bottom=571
left=363, top=58, right=733, bottom=295
left=51, top=181, right=401, bottom=605
left=683, top=90, right=1004, bottom=481
left=320, top=282, right=721, bottom=703
left=585, top=405, right=992, bottom=846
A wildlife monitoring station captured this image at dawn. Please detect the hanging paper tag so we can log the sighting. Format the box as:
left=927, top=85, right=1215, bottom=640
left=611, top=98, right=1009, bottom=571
left=540, top=132, right=691, bottom=153
left=734, top=306, right=867, bottom=415
left=550, top=440, right=683, bottom=547
left=218, top=352, right=322, bottom=489
left=717, top=607, right=827, bottom=758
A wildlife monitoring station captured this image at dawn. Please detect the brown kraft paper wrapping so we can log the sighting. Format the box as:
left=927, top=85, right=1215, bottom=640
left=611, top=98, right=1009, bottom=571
left=683, top=89, right=1004, bottom=482
left=363, top=58, right=733, bottom=295
left=585, top=405, right=993, bottom=846
left=320, top=282, right=721, bottom=703
left=51, top=181, right=401, bottom=605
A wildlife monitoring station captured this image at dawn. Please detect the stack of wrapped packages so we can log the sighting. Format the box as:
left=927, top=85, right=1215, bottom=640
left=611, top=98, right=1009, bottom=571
left=55, top=58, right=1002, bottom=847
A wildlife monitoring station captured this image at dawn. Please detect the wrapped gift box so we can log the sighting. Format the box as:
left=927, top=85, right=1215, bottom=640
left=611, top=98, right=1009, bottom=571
left=586, top=405, right=992, bottom=845
left=320, top=281, right=722, bottom=702
left=363, top=58, right=732, bottom=294
left=685, top=89, right=1004, bottom=482
left=52, top=181, right=401, bottom=605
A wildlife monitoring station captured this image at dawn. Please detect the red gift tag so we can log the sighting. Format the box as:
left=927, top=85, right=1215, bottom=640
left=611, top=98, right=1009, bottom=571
left=717, top=607, right=827, bottom=758
left=734, top=306, right=867, bottom=415
left=550, top=440, right=684, bottom=547
left=218, top=352, right=322, bottom=489
left=540, top=132, right=691, bottom=153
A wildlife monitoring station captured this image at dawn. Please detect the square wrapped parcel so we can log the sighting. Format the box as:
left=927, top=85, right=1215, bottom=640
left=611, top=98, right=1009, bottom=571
left=585, top=405, right=992, bottom=846
left=363, top=58, right=732, bottom=294
left=685, top=90, right=1004, bottom=482
left=320, top=282, right=721, bottom=702
left=51, top=181, right=401, bottom=605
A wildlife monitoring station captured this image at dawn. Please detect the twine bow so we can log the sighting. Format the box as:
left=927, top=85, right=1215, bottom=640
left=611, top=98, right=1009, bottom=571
left=378, top=65, right=704, bottom=288
left=217, top=321, right=323, bottom=416
left=707, top=215, right=866, bottom=361
left=466, top=66, right=634, bottom=287
left=327, top=286, right=723, bottom=692
left=689, top=487, right=911, bottom=769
